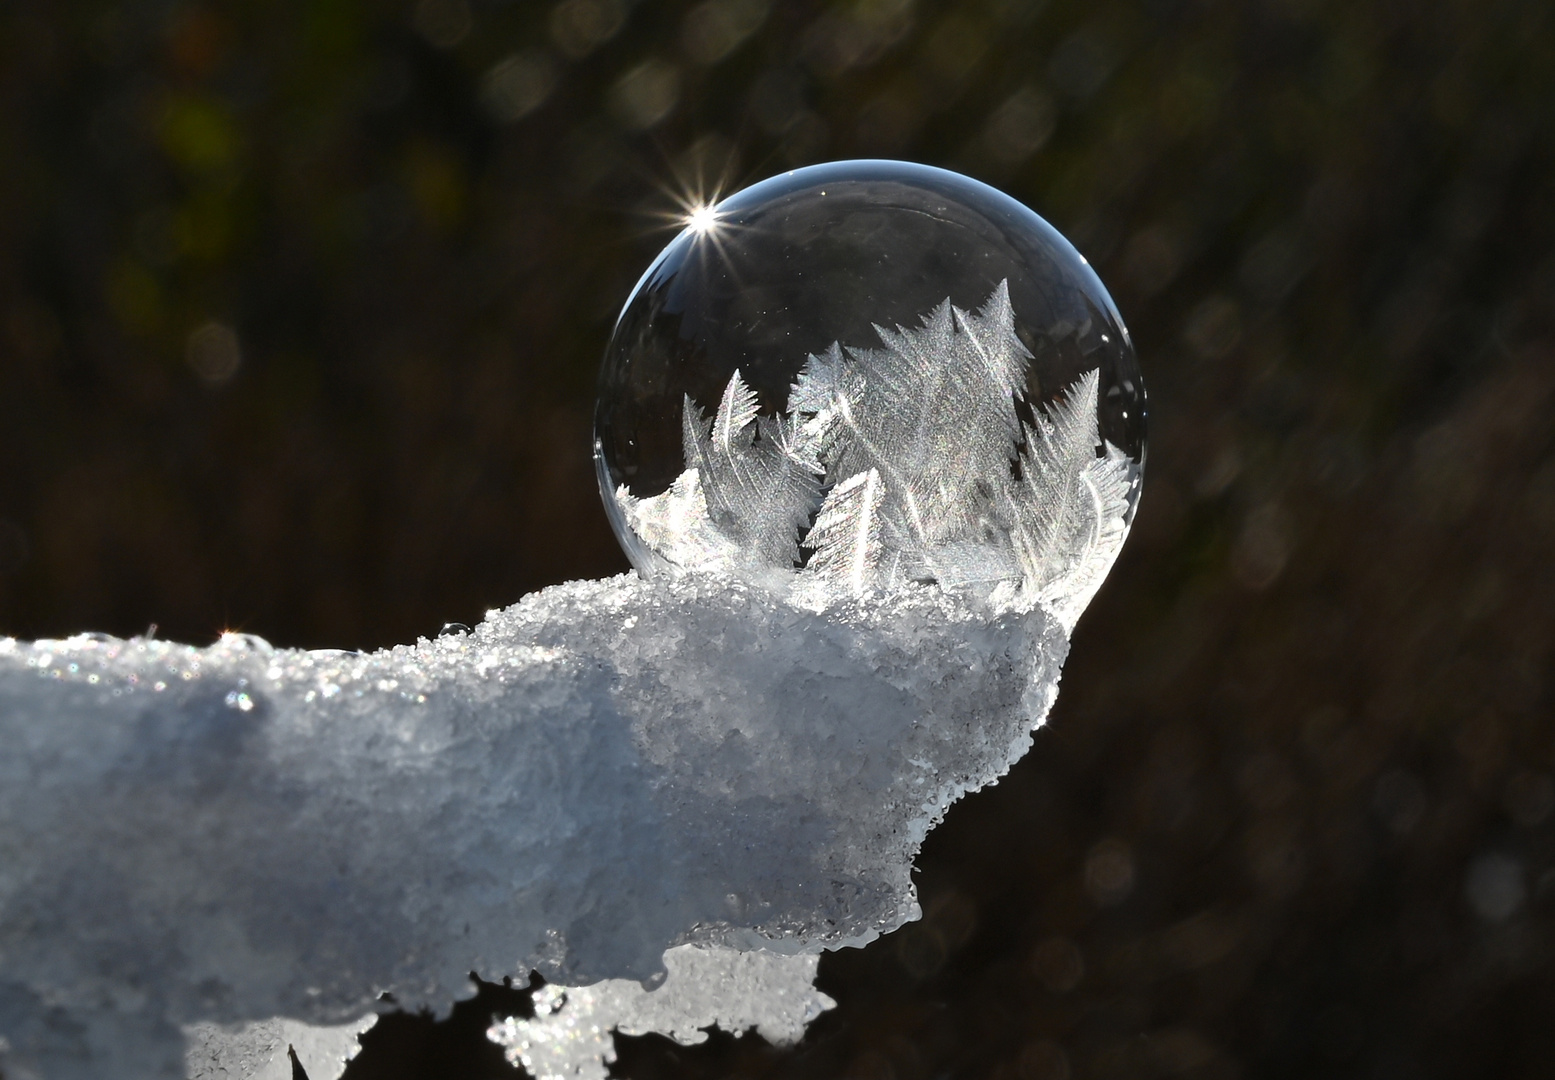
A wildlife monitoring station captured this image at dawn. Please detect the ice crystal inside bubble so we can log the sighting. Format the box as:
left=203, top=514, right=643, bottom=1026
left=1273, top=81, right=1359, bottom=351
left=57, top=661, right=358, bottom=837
left=596, top=160, right=1146, bottom=626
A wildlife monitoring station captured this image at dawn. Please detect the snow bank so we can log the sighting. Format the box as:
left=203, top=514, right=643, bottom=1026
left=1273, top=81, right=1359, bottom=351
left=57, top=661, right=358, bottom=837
left=0, top=573, right=1066, bottom=1079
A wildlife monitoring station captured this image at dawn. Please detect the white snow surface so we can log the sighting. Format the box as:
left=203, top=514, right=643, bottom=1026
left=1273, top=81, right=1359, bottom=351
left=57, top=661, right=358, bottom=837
left=0, top=572, right=1068, bottom=1080
left=183, top=1012, right=378, bottom=1080
left=488, top=945, right=833, bottom=1080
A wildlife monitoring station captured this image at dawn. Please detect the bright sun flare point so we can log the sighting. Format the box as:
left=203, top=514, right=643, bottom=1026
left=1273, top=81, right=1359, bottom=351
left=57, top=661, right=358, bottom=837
left=686, top=204, right=720, bottom=235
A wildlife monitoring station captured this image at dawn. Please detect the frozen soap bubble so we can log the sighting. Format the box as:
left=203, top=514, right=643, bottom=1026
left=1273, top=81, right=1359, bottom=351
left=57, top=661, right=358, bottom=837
left=595, top=160, right=1145, bottom=628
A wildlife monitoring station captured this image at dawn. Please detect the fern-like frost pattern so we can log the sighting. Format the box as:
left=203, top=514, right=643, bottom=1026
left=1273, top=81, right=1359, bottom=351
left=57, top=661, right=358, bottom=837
left=616, top=282, right=1136, bottom=629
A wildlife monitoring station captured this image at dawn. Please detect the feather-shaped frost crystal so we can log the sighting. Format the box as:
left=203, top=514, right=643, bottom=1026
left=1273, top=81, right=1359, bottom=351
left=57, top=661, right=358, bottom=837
left=599, top=160, right=1147, bottom=628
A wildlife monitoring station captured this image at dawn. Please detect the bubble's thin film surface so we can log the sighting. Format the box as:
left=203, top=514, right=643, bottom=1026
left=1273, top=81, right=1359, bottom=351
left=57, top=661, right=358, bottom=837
left=598, top=160, right=1145, bottom=494
left=595, top=160, right=1145, bottom=618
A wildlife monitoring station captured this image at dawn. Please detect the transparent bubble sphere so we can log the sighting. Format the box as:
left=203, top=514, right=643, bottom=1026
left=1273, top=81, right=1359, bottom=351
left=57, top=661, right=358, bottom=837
left=595, top=160, right=1146, bottom=627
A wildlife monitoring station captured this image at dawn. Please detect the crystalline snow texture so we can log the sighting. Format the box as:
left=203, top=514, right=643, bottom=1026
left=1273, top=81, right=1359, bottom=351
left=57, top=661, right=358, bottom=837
left=488, top=945, right=833, bottom=1080
left=183, top=1013, right=378, bottom=1080
left=0, top=573, right=1067, bottom=1080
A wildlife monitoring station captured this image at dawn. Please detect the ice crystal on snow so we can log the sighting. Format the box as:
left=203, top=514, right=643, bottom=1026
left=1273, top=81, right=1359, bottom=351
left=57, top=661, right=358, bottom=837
left=683, top=371, right=821, bottom=574
left=802, top=467, right=885, bottom=599
left=617, top=282, right=1136, bottom=628
left=1008, top=368, right=1134, bottom=630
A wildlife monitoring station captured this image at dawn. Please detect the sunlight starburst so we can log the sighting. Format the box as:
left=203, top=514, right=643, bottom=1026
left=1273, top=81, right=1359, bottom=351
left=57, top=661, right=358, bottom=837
left=686, top=203, right=720, bottom=234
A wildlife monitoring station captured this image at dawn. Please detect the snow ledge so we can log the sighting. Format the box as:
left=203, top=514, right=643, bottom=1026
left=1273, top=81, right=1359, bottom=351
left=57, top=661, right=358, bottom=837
left=0, top=573, right=1067, bottom=1079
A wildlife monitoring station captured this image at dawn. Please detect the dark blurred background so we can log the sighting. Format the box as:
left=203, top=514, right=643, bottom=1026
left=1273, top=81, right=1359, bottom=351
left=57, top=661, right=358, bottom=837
left=2, top=0, right=1553, bottom=1077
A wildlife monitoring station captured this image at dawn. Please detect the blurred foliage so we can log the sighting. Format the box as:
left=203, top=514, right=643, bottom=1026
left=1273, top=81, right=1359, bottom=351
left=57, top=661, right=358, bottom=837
left=2, top=0, right=1554, bottom=1077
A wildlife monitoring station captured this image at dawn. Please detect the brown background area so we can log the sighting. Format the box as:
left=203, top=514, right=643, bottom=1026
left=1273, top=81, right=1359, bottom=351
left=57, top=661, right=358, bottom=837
left=2, top=0, right=1554, bottom=1078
